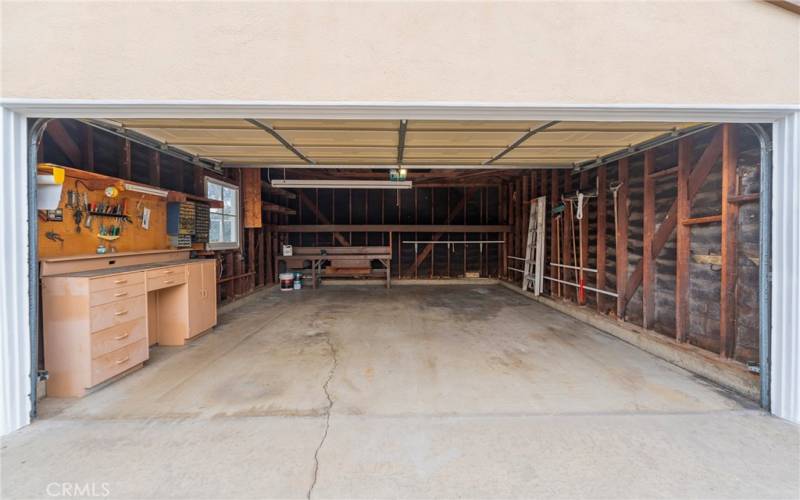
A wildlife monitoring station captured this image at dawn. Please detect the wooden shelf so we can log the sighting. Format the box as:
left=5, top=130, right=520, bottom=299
left=262, top=201, right=296, bottom=215
left=261, top=181, right=296, bottom=199
left=168, top=191, right=223, bottom=209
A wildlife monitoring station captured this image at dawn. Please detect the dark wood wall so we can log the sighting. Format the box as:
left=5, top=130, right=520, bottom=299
left=279, top=186, right=502, bottom=278
left=502, top=125, right=763, bottom=365
left=38, top=119, right=266, bottom=306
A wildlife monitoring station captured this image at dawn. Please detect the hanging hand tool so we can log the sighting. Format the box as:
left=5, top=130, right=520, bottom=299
left=73, top=209, right=83, bottom=233
left=45, top=231, right=64, bottom=248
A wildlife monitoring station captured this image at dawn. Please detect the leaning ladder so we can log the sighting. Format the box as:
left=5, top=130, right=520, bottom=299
left=522, top=196, right=547, bottom=295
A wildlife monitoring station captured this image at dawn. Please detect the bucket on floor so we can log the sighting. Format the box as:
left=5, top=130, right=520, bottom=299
left=280, top=273, right=295, bottom=291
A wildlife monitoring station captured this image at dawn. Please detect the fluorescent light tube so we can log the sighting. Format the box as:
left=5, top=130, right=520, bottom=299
left=123, top=182, right=169, bottom=197
left=271, top=180, right=412, bottom=189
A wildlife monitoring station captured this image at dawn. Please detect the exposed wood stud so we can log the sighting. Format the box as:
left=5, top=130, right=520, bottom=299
left=149, top=150, right=161, bottom=186
left=720, top=124, right=739, bottom=359
left=81, top=124, right=94, bottom=172
left=579, top=170, right=589, bottom=305
left=675, top=137, right=693, bottom=343
left=642, top=149, right=656, bottom=329
left=682, top=215, right=722, bottom=225
left=648, top=165, right=679, bottom=179
left=550, top=170, right=560, bottom=296
left=46, top=121, right=81, bottom=166
left=500, top=183, right=507, bottom=278
left=615, top=158, right=630, bottom=318
left=242, top=169, right=263, bottom=228
left=728, top=193, right=759, bottom=204
left=120, top=138, right=132, bottom=180
left=297, top=191, right=349, bottom=246
left=623, top=127, right=723, bottom=306
left=561, top=172, right=574, bottom=300
left=596, top=165, right=607, bottom=312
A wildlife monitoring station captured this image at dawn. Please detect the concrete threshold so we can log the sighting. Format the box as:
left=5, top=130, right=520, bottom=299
left=499, top=281, right=759, bottom=401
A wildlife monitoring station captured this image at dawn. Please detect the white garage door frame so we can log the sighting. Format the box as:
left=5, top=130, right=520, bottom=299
left=1, top=100, right=798, bottom=435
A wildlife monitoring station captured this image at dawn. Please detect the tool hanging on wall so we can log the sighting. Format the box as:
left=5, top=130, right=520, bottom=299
left=562, top=189, right=595, bottom=302
left=73, top=208, right=83, bottom=233
left=609, top=181, right=623, bottom=238
left=45, top=231, right=64, bottom=248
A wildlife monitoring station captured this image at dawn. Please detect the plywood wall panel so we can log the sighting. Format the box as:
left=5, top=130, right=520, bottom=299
left=38, top=175, right=170, bottom=259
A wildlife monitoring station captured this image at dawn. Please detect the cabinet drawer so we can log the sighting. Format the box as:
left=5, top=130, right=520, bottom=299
left=91, top=339, right=148, bottom=387
left=89, top=282, right=146, bottom=307
left=147, top=274, right=187, bottom=291
left=145, top=265, right=185, bottom=280
left=91, top=318, right=146, bottom=359
left=90, top=272, right=144, bottom=293
left=90, top=295, right=146, bottom=333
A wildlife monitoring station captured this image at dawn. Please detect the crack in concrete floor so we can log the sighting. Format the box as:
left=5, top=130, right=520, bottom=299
left=307, top=332, right=338, bottom=500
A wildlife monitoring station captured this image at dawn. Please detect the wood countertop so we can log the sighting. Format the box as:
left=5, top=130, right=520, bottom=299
left=41, top=249, right=191, bottom=263
left=44, top=259, right=204, bottom=278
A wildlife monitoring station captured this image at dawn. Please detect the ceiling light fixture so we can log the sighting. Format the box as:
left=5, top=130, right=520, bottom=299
left=122, top=182, right=169, bottom=198
left=271, top=179, right=412, bottom=190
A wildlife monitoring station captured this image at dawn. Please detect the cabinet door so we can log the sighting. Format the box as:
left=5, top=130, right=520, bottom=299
left=202, top=260, right=218, bottom=330
left=186, top=262, right=206, bottom=338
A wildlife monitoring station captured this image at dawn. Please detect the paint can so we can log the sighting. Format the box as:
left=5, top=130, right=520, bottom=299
left=279, top=273, right=294, bottom=291
left=293, top=278, right=302, bottom=290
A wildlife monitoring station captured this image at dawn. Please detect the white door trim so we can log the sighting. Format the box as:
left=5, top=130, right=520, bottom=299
left=1, top=100, right=798, bottom=431
left=1, top=98, right=798, bottom=122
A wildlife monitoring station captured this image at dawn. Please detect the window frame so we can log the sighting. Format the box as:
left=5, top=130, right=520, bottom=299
left=204, top=176, right=241, bottom=251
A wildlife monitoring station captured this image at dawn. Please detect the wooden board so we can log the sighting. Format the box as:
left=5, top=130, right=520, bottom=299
left=242, top=169, right=262, bottom=228
left=38, top=172, right=170, bottom=258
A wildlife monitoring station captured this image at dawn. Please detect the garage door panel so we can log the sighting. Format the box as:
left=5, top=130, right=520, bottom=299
left=404, top=148, right=500, bottom=159
left=270, top=119, right=400, bottom=131
left=130, top=128, right=281, bottom=146
left=407, top=120, right=540, bottom=131
left=526, top=130, right=665, bottom=146
left=406, top=131, right=522, bottom=147
left=279, top=130, right=398, bottom=146
left=115, top=119, right=255, bottom=130
left=503, top=146, right=614, bottom=160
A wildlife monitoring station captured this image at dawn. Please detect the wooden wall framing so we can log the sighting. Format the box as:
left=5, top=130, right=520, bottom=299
left=532, top=124, right=762, bottom=367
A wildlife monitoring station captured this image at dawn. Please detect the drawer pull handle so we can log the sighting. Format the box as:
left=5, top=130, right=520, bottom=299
left=164, top=270, right=174, bottom=274
left=115, top=356, right=130, bottom=365
left=114, top=292, right=128, bottom=297
left=114, top=333, right=130, bottom=340
left=114, top=310, right=129, bottom=316
left=163, top=280, right=175, bottom=284
left=114, top=279, right=128, bottom=284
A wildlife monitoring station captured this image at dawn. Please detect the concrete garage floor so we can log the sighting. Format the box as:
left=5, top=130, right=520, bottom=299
left=2, top=285, right=798, bottom=499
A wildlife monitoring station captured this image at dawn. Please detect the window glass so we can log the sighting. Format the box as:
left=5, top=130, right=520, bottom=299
left=205, top=177, right=239, bottom=249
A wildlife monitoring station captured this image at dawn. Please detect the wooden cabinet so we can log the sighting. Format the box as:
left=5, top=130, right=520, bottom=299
left=41, top=258, right=218, bottom=397
left=187, top=260, right=217, bottom=338
left=42, top=271, right=149, bottom=397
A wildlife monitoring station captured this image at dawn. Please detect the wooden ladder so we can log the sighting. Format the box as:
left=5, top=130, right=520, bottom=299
left=522, top=196, right=547, bottom=295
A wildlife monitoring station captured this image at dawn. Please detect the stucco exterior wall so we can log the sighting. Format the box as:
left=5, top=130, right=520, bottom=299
left=1, top=1, right=798, bottom=105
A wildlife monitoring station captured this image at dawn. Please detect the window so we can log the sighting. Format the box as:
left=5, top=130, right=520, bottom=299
left=205, top=177, right=240, bottom=250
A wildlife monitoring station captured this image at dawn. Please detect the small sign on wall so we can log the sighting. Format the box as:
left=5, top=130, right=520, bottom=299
left=142, top=207, right=151, bottom=229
